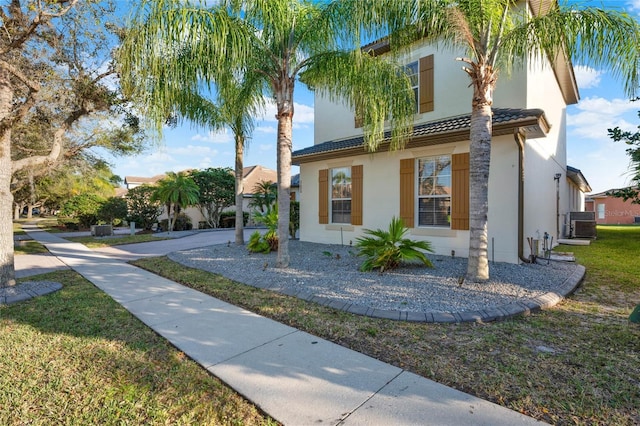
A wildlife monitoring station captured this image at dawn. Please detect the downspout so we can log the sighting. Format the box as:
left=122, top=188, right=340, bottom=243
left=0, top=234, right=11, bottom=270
left=514, top=130, right=531, bottom=263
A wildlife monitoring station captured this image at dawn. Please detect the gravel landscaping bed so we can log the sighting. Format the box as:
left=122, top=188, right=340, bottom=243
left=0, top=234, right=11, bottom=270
left=168, top=240, right=579, bottom=315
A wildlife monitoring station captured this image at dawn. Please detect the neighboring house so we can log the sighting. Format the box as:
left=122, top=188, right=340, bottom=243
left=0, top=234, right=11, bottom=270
left=124, top=174, right=167, bottom=189
left=585, top=189, right=640, bottom=225
left=124, top=165, right=278, bottom=228
left=292, top=15, right=589, bottom=263
left=290, top=173, right=300, bottom=202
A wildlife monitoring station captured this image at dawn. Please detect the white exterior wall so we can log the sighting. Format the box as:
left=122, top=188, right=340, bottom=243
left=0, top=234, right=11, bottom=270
left=523, top=57, right=570, bottom=248
left=305, top=15, right=573, bottom=262
left=315, top=41, right=475, bottom=144
left=299, top=134, right=522, bottom=263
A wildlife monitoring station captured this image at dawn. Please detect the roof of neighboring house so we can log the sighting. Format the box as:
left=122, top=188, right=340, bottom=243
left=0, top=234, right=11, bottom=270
left=114, top=187, right=128, bottom=198
left=291, top=173, right=300, bottom=187
left=124, top=174, right=166, bottom=187
left=292, top=108, right=549, bottom=164
left=587, top=187, right=636, bottom=199
left=242, top=165, right=277, bottom=194
left=566, top=166, right=592, bottom=193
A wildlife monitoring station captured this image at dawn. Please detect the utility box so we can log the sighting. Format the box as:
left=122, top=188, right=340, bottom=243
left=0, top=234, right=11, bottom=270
left=571, top=220, right=597, bottom=239
left=91, top=225, right=113, bottom=237
left=568, top=212, right=597, bottom=239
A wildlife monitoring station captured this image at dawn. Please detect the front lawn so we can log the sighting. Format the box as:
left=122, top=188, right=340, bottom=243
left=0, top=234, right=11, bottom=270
left=0, top=270, right=275, bottom=425
left=133, top=225, right=640, bottom=425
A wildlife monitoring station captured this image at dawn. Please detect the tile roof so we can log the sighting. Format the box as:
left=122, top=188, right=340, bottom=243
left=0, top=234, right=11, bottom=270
left=292, top=108, right=548, bottom=164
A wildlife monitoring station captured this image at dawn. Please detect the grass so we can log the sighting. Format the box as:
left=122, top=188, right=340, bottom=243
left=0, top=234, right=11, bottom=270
left=66, top=234, right=172, bottom=248
left=13, top=240, right=49, bottom=255
left=131, top=226, right=640, bottom=425
left=1, top=270, right=276, bottom=425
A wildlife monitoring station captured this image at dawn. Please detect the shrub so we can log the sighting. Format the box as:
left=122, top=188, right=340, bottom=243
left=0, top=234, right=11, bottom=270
left=289, top=200, right=300, bottom=239
left=355, top=216, right=434, bottom=273
left=173, top=213, right=193, bottom=231
left=247, top=231, right=271, bottom=253
left=218, top=211, right=250, bottom=228
left=57, top=217, right=80, bottom=231
left=248, top=208, right=278, bottom=253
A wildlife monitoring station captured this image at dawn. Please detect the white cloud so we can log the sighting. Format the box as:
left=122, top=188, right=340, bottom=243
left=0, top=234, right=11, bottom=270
left=256, top=125, right=276, bottom=134
left=573, top=66, right=603, bottom=89
left=259, top=99, right=314, bottom=124
left=191, top=128, right=233, bottom=144
left=259, top=144, right=272, bottom=151
left=168, top=144, right=219, bottom=156
left=567, top=96, right=639, bottom=192
left=567, top=96, right=637, bottom=140
left=627, top=0, right=640, bottom=11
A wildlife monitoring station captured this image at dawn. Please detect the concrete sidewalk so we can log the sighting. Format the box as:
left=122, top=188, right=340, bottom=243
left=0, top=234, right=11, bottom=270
left=18, top=225, right=544, bottom=425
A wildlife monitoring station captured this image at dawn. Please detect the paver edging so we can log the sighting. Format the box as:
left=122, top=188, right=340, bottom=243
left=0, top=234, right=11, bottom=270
left=262, top=262, right=587, bottom=324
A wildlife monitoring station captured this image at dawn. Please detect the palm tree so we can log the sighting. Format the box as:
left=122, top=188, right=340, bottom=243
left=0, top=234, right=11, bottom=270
left=118, top=0, right=416, bottom=268
left=377, top=0, right=640, bottom=281
left=152, top=171, right=200, bottom=232
left=120, top=51, right=265, bottom=245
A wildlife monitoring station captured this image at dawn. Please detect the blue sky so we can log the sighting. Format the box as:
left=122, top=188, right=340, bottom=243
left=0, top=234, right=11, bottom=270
left=106, top=0, right=640, bottom=195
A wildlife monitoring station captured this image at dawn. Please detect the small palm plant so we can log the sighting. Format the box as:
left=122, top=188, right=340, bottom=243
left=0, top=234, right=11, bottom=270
left=247, top=206, right=279, bottom=253
left=355, top=217, right=434, bottom=273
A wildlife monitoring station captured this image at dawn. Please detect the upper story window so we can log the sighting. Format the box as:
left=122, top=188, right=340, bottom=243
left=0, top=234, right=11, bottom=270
left=355, top=54, right=434, bottom=128
left=417, top=155, right=451, bottom=227
left=331, top=167, right=352, bottom=223
left=405, top=61, right=419, bottom=113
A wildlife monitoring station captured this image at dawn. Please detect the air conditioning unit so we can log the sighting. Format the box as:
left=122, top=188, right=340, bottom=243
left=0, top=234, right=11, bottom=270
left=571, top=220, right=596, bottom=239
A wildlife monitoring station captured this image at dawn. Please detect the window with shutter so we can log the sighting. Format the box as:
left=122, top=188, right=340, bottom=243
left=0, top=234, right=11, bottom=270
left=354, top=54, right=434, bottom=126
left=451, top=153, right=470, bottom=230
left=351, top=165, right=363, bottom=225
left=400, top=152, right=468, bottom=230
left=319, top=169, right=328, bottom=224
left=419, top=55, right=434, bottom=113
left=399, top=159, right=415, bottom=227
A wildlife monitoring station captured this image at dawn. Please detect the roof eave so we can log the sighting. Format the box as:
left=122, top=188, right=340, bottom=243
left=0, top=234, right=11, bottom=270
left=293, top=113, right=549, bottom=165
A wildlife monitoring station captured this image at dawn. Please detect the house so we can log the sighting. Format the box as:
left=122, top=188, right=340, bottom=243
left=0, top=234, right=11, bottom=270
left=123, top=174, right=167, bottom=189
left=292, top=7, right=590, bottom=263
left=585, top=188, right=640, bottom=225
left=124, top=165, right=277, bottom=228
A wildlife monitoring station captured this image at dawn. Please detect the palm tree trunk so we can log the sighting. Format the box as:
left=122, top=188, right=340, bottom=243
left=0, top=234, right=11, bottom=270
left=465, top=63, right=496, bottom=282
left=275, top=81, right=294, bottom=268
left=234, top=133, right=245, bottom=245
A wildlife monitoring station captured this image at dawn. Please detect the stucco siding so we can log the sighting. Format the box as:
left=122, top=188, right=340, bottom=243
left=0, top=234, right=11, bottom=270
left=300, top=136, right=529, bottom=263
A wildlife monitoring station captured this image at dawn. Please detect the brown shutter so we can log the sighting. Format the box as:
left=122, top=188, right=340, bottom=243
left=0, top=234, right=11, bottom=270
left=351, top=165, right=363, bottom=225
left=419, top=55, right=434, bottom=114
left=451, top=153, right=469, bottom=230
left=399, top=159, right=415, bottom=228
left=319, top=169, right=329, bottom=224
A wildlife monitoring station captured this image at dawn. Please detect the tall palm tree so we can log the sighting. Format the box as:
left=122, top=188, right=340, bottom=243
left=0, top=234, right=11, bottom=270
left=153, top=171, right=200, bottom=232
left=120, top=28, right=266, bottom=245
left=118, top=0, right=416, bottom=268
left=377, top=0, right=640, bottom=281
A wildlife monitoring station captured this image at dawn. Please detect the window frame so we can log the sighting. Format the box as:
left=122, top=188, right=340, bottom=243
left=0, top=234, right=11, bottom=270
left=416, top=155, right=452, bottom=228
left=405, top=60, right=419, bottom=113
left=330, top=166, right=352, bottom=224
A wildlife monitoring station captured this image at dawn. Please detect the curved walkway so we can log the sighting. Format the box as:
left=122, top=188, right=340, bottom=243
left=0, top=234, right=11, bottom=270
left=8, top=226, right=547, bottom=425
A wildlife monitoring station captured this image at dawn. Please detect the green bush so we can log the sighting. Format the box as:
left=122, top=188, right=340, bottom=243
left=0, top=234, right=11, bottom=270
left=57, top=217, right=80, bottom=231
left=218, top=211, right=250, bottom=228
left=355, top=216, right=434, bottom=273
left=289, top=201, right=300, bottom=239
left=247, top=231, right=271, bottom=253
left=173, top=213, right=192, bottom=231
left=247, top=208, right=278, bottom=253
